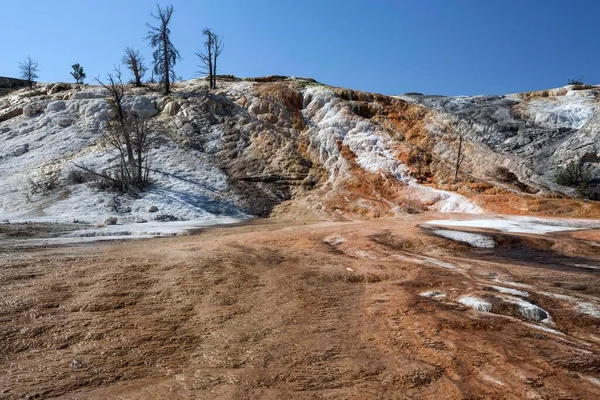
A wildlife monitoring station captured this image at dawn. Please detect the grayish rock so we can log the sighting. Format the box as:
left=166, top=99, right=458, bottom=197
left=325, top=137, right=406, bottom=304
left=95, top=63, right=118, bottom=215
left=104, top=217, right=118, bottom=225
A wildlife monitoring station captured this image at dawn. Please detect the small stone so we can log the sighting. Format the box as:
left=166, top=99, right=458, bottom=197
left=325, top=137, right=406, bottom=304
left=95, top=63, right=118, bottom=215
left=163, top=101, right=180, bottom=116
left=104, top=217, right=118, bottom=225
left=55, top=117, right=72, bottom=127
left=23, top=102, right=45, bottom=117
left=155, top=214, right=178, bottom=222
left=148, top=205, right=159, bottom=213
left=9, top=143, right=29, bottom=157
left=70, top=359, right=84, bottom=369
left=47, top=83, right=71, bottom=95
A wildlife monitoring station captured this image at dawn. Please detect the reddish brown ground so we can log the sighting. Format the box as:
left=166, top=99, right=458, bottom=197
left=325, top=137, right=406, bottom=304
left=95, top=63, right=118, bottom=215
left=1, top=214, right=600, bottom=399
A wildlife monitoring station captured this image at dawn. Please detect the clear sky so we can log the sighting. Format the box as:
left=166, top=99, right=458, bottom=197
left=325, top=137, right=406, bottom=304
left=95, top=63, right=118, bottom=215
left=2, top=0, right=599, bottom=96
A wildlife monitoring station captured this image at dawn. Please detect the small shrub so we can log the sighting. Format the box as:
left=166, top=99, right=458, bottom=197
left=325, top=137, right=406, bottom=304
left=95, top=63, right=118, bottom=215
left=67, top=169, right=89, bottom=184
left=556, top=160, right=588, bottom=187
left=467, top=181, right=494, bottom=193
left=89, top=172, right=123, bottom=192
left=484, top=187, right=507, bottom=195
left=155, top=214, right=178, bottom=221
left=555, top=159, right=600, bottom=200
left=29, top=172, right=59, bottom=195
left=544, top=193, right=567, bottom=199
left=581, top=184, right=600, bottom=201
left=567, top=77, right=584, bottom=86
left=495, top=166, right=513, bottom=181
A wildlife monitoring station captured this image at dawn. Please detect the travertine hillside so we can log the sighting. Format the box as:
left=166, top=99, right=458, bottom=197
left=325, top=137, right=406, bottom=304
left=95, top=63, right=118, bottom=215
left=1, top=76, right=599, bottom=225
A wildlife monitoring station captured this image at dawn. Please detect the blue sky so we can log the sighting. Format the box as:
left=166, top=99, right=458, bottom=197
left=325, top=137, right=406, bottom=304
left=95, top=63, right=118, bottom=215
left=2, top=0, right=598, bottom=95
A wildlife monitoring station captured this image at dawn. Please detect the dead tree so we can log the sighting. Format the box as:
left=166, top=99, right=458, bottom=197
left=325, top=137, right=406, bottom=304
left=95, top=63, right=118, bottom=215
left=146, top=4, right=181, bottom=94
left=122, top=47, right=147, bottom=87
left=453, top=131, right=466, bottom=183
left=96, top=68, right=132, bottom=180
left=77, top=68, right=157, bottom=192
left=211, top=32, right=224, bottom=89
left=197, top=29, right=212, bottom=88
left=129, top=114, right=154, bottom=184
left=19, top=56, right=40, bottom=89
left=197, top=28, right=224, bottom=89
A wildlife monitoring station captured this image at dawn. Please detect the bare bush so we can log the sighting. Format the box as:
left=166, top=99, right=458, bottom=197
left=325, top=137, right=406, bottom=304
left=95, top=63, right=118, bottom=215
left=122, top=47, right=147, bottom=87
left=567, top=77, right=584, bottom=86
left=74, top=68, right=158, bottom=194
left=29, top=172, right=59, bottom=195
left=66, top=169, right=90, bottom=184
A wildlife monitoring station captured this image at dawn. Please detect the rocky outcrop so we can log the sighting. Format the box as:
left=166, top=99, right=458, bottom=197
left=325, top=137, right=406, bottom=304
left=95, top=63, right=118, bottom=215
left=47, top=83, right=72, bottom=95
left=0, top=77, right=599, bottom=223
left=402, top=86, right=600, bottom=193
left=0, top=77, right=29, bottom=90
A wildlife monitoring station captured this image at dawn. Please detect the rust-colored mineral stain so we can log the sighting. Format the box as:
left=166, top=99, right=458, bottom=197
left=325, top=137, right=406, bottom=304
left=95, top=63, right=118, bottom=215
left=1, top=215, right=600, bottom=399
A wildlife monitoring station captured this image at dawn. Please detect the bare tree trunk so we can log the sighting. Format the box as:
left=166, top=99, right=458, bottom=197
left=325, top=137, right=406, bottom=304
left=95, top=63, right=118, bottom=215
left=131, top=57, right=141, bottom=86
left=212, top=52, right=216, bottom=89
left=417, top=152, right=422, bottom=182
left=212, top=33, right=223, bottom=90
left=137, top=146, right=143, bottom=184
left=163, top=32, right=170, bottom=94
left=206, top=33, right=213, bottom=89
left=454, top=135, right=463, bottom=184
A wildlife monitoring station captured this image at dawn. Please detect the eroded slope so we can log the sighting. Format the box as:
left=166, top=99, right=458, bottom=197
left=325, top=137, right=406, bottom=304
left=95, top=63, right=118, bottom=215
left=1, top=78, right=599, bottom=228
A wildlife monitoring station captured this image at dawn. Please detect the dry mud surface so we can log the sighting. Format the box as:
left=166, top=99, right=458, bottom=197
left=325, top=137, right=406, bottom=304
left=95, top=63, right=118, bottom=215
left=1, top=214, right=600, bottom=399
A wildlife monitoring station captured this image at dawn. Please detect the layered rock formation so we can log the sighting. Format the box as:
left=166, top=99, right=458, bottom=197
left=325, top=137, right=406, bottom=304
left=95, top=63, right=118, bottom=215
left=0, top=77, right=598, bottom=224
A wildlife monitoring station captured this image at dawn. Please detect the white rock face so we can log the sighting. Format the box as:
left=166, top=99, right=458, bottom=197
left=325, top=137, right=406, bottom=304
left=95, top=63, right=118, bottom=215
left=23, top=102, right=46, bottom=117
left=489, top=286, right=529, bottom=297
left=302, top=86, right=481, bottom=213
left=0, top=85, right=248, bottom=229
left=71, top=89, right=109, bottom=99
left=525, top=95, right=595, bottom=130
left=431, top=229, right=496, bottom=248
left=406, top=86, right=600, bottom=193
left=47, top=101, right=66, bottom=113
left=303, top=87, right=411, bottom=182
left=420, top=291, right=446, bottom=299
left=123, top=95, right=158, bottom=118
left=505, top=297, right=550, bottom=322
left=425, top=217, right=600, bottom=234
left=458, top=296, right=492, bottom=312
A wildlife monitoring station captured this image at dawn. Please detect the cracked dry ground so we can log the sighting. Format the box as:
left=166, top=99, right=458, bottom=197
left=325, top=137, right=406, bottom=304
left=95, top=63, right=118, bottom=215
left=1, top=214, right=600, bottom=399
